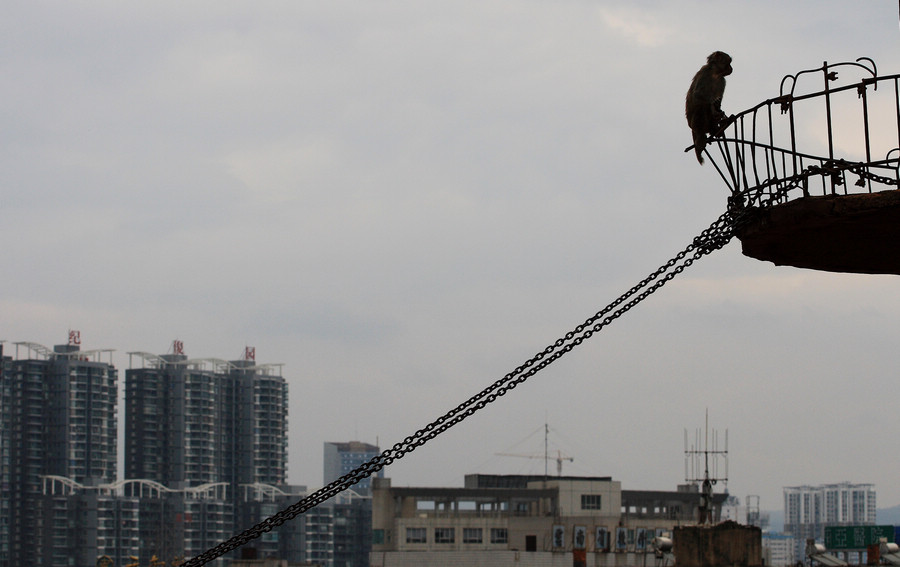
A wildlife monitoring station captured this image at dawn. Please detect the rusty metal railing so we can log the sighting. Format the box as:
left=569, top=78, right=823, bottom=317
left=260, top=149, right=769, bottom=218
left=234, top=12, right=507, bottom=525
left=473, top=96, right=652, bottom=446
left=695, top=58, right=900, bottom=208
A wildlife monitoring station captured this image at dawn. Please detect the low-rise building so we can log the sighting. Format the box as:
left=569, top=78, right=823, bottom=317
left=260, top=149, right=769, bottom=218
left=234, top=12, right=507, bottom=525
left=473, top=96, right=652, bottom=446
left=371, top=474, right=727, bottom=567
left=762, top=532, right=796, bottom=567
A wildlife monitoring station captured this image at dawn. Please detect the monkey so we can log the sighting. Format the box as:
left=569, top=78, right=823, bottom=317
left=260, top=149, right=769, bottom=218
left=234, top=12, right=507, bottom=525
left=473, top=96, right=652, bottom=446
left=685, top=51, right=732, bottom=164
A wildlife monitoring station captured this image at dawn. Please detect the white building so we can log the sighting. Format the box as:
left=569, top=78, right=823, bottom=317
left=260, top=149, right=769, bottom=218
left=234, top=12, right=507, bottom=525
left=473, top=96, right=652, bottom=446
left=762, top=533, right=796, bottom=567
left=784, top=482, right=876, bottom=560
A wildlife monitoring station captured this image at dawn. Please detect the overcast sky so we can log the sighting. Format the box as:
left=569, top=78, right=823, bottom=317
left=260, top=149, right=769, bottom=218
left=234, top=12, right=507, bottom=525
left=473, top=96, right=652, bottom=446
left=3, top=1, right=900, bottom=514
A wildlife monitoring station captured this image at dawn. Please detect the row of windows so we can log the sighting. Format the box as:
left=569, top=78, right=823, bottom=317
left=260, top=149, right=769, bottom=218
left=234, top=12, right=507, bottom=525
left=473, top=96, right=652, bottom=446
left=406, top=527, right=508, bottom=545
left=581, top=494, right=602, bottom=510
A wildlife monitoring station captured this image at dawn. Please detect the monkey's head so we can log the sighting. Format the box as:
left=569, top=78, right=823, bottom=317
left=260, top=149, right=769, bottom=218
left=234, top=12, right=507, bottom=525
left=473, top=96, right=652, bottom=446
left=707, top=51, right=733, bottom=77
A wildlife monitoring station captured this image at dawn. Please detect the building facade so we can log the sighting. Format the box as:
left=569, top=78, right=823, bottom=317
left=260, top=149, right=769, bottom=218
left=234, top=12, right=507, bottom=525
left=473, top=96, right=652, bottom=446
left=38, top=476, right=236, bottom=566
left=783, top=482, right=876, bottom=560
left=331, top=492, right=373, bottom=567
left=125, top=345, right=288, bottom=490
left=762, top=532, right=796, bottom=567
left=2, top=337, right=297, bottom=566
left=323, top=441, right=383, bottom=496
left=237, top=483, right=308, bottom=562
left=124, top=344, right=292, bottom=563
left=371, top=474, right=728, bottom=567
left=125, top=352, right=223, bottom=486
left=39, top=476, right=142, bottom=567
left=317, top=441, right=381, bottom=567
left=0, top=338, right=118, bottom=567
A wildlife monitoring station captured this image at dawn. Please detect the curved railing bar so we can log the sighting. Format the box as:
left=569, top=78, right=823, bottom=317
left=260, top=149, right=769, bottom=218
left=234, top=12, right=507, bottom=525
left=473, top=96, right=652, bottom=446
left=779, top=57, right=877, bottom=102
left=695, top=60, right=900, bottom=211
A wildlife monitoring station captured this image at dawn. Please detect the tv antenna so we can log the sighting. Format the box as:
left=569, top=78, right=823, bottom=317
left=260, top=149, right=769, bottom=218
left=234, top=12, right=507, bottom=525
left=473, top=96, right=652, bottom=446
left=496, top=423, right=573, bottom=479
left=684, top=410, right=728, bottom=524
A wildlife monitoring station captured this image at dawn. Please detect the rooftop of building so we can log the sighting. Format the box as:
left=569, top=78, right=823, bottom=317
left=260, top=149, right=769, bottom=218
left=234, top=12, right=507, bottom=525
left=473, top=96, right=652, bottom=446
left=8, top=341, right=116, bottom=364
left=326, top=441, right=380, bottom=452
left=375, top=474, right=729, bottom=506
left=463, top=473, right=613, bottom=489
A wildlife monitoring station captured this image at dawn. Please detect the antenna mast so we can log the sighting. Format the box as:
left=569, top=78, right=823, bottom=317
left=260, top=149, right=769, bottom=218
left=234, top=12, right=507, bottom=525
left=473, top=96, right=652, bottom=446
left=544, top=423, right=549, bottom=479
left=495, top=423, right=573, bottom=480
left=684, top=410, right=728, bottom=524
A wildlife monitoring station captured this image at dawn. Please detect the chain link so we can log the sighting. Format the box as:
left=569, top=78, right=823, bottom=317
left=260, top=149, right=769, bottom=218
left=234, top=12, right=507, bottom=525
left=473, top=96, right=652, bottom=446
left=182, top=206, right=749, bottom=567
left=848, top=164, right=898, bottom=186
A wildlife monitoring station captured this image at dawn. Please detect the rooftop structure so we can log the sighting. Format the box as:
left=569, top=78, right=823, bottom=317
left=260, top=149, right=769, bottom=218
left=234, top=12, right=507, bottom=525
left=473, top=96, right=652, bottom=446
left=371, top=474, right=728, bottom=567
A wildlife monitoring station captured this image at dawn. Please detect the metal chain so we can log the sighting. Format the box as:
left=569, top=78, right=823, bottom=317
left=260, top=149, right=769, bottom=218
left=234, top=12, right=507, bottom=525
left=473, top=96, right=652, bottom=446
left=804, top=160, right=897, bottom=190
left=848, top=164, right=898, bottom=186
left=182, top=206, right=745, bottom=567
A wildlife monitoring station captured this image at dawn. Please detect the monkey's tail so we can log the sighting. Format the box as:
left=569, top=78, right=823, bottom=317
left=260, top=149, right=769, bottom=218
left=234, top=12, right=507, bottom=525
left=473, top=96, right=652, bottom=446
left=692, top=131, right=706, bottom=164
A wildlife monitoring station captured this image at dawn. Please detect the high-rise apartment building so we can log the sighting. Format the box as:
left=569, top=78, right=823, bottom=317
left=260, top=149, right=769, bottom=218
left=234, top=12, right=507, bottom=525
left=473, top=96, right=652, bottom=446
left=124, top=342, right=293, bottom=564
left=0, top=342, right=8, bottom=564
left=125, top=351, right=226, bottom=487
left=125, top=344, right=288, bottom=489
left=323, top=441, right=382, bottom=496
left=321, top=441, right=380, bottom=567
left=784, top=482, right=876, bottom=559
left=0, top=336, right=118, bottom=567
left=304, top=502, right=335, bottom=567
left=237, top=483, right=307, bottom=561
left=1, top=336, right=295, bottom=566
left=39, top=476, right=141, bottom=567
left=232, top=357, right=289, bottom=487
left=331, top=491, right=373, bottom=567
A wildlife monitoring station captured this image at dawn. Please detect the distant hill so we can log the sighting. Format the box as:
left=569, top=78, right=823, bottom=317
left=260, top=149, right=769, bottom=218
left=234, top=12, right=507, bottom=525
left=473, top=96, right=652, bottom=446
left=879, top=505, right=900, bottom=525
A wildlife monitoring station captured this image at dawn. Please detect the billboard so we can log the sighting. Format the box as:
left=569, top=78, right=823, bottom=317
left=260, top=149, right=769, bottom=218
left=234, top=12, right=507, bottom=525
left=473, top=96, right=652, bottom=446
left=823, top=526, right=894, bottom=549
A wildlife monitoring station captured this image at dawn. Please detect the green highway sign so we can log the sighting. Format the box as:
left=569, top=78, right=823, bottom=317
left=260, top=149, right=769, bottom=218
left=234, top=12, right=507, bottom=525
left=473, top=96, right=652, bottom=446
left=824, top=526, right=894, bottom=550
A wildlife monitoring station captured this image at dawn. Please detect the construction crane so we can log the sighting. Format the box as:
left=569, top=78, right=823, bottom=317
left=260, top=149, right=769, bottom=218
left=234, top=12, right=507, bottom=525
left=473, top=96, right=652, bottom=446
left=495, top=423, right=574, bottom=478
